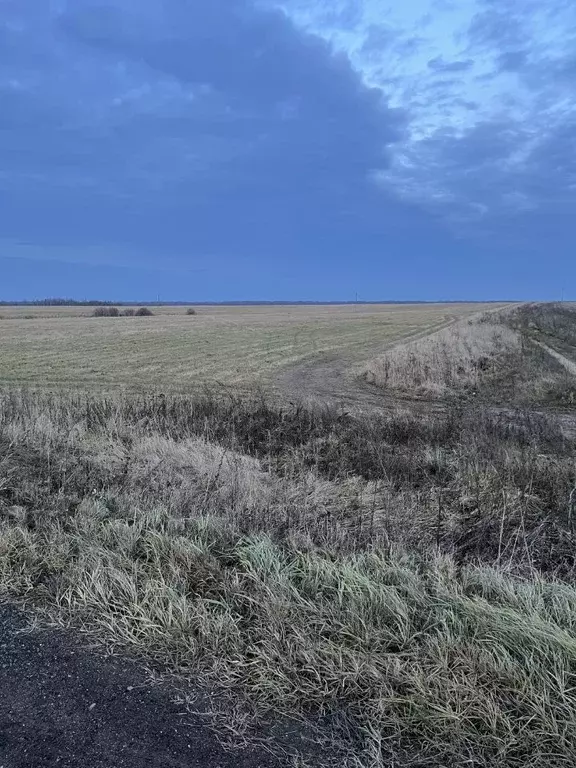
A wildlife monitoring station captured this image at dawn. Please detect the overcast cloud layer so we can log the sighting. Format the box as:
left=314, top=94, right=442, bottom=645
left=1, top=0, right=574, bottom=300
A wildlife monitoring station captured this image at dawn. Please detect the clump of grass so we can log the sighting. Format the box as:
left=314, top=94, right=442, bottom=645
left=4, top=512, right=576, bottom=766
left=186, top=307, right=197, bottom=316
left=135, top=307, right=154, bottom=316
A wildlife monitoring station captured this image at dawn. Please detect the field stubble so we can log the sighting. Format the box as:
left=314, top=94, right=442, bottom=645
left=0, top=303, right=496, bottom=392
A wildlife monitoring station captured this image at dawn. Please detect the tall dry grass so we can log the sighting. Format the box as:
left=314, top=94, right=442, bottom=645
left=364, top=305, right=576, bottom=406
left=364, top=317, right=521, bottom=397
left=513, top=303, right=576, bottom=348
left=1, top=389, right=576, bottom=765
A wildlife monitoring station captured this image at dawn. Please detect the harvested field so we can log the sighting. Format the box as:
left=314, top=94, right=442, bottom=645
left=0, top=303, right=497, bottom=392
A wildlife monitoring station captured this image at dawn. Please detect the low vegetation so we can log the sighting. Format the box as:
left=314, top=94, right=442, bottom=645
left=93, top=306, right=121, bottom=317
left=93, top=306, right=154, bottom=317
left=0, top=303, right=486, bottom=390
left=364, top=304, right=576, bottom=405
left=365, top=318, right=520, bottom=397
left=0, top=302, right=574, bottom=765
left=1, top=387, right=576, bottom=766
left=513, top=303, right=576, bottom=348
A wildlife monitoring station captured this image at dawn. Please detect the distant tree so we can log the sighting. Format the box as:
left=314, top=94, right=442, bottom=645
left=93, top=307, right=120, bottom=317
left=135, top=307, right=154, bottom=316
left=186, top=308, right=197, bottom=315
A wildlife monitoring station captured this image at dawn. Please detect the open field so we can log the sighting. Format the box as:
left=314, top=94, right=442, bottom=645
left=1, top=303, right=576, bottom=767
left=0, top=303, right=499, bottom=392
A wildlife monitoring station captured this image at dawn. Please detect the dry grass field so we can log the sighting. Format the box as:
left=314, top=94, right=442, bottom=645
left=0, top=303, right=496, bottom=392
left=364, top=303, right=576, bottom=406
left=2, top=385, right=576, bottom=768
left=3, top=302, right=576, bottom=767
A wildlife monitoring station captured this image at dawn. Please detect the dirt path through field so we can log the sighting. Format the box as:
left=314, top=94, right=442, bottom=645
left=274, top=315, right=458, bottom=412
left=274, top=306, right=576, bottom=439
left=274, top=307, right=507, bottom=412
left=535, top=341, right=576, bottom=377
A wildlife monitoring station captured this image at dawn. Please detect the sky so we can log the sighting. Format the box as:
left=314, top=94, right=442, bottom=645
left=0, top=0, right=575, bottom=301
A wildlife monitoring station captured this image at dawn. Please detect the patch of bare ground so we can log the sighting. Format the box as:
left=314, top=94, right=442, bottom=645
left=0, top=604, right=279, bottom=768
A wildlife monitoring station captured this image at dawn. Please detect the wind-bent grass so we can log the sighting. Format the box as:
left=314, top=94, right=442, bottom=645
left=1, top=389, right=576, bottom=765
left=6, top=518, right=576, bottom=767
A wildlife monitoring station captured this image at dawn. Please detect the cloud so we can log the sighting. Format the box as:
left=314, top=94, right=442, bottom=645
left=427, top=56, right=474, bottom=73
left=467, top=7, right=524, bottom=51
left=1, top=0, right=575, bottom=300
left=496, top=50, right=529, bottom=72
left=375, top=0, right=575, bottom=255
left=360, top=24, right=394, bottom=54
left=3, top=0, right=438, bottom=270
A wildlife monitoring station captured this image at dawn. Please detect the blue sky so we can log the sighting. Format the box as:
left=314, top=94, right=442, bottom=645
left=1, top=0, right=575, bottom=301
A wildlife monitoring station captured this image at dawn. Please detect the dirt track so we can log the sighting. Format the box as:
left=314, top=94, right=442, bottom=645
left=274, top=316, right=459, bottom=414
left=535, top=341, right=576, bottom=377
left=274, top=312, right=576, bottom=439
left=274, top=304, right=518, bottom=412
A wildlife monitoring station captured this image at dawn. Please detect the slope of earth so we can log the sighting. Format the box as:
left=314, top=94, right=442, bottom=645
left=535, top=341, right=576, bottom=377
left=274, top=304, right=509, bottom=411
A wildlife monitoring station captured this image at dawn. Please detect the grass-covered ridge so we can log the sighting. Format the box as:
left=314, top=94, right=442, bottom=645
left=1, top=389, right=576, bottom=766
left=364, top=303, right=576, bottom=405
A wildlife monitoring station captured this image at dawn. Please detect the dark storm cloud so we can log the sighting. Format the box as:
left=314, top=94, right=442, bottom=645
left=2, top=0, right=575, bottom=300
left=2, top=0, right=447, bottom=265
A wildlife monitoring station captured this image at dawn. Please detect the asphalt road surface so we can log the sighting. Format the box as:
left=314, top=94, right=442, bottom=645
left=0, top=605, right=276, bottom=768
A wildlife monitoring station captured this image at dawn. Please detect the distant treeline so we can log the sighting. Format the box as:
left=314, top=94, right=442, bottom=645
left=0, top=298, right=510, bottom=307
left=0, top=299, right=115, bottom=306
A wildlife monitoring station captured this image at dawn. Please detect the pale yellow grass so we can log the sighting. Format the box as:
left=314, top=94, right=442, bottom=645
left=0, top=303, right=496, bottom=391
left=364, top=311, right=520, bottom=397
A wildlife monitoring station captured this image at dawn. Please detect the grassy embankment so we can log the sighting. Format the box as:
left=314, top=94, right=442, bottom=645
left=1, top=372, right=576, bottom=765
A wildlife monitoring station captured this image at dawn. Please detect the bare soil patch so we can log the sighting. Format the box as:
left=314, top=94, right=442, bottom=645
left=0, top=604, right=276, bottom=768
